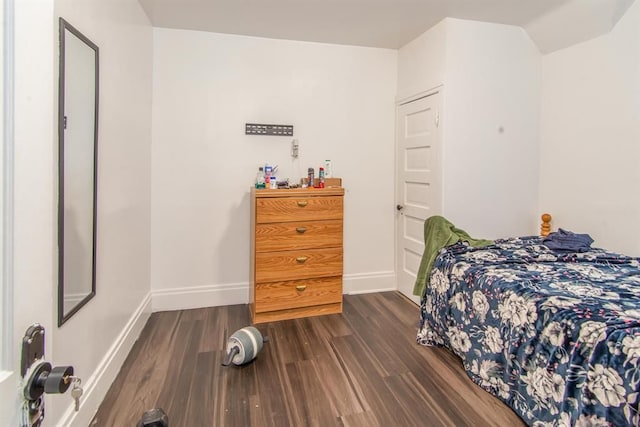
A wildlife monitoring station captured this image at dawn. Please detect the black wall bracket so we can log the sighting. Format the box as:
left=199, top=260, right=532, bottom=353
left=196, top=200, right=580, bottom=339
left=245, top=123, right=293, bottom=136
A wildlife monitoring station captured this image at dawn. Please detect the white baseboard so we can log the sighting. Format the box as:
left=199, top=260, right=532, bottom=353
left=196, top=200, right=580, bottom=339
left=149, top=273, right=398, bottom=313
left=63, top=292, right=87, bottom=307
left=344, top=271, right=396, bottom=294
left=150, top=273, right=397, bottom=313
left=56, top=293, right=152, bottom=427
left=151, top=282, right=249, bottom=312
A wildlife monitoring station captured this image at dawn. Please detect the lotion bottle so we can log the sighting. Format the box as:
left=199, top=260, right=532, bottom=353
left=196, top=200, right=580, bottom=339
left=324, top=160, right=333, bottom=178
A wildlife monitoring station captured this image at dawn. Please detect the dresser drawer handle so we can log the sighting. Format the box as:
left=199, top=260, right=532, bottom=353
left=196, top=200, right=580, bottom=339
left=296, top=256, right=308, bottom=263
left=295, top=285, right=307, bottom=292
left=297, top=200, right=308, bottom=207
left=295, top=227, right=307, bottom=234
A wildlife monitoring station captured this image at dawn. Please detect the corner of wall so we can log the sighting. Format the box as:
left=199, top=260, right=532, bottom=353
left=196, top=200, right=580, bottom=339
left=57, top=293, right=152, bottom=427
left=151, top=282, right=249, bottom=312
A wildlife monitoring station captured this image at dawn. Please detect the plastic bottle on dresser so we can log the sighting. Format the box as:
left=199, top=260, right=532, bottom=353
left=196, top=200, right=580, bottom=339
left=307, top=167, right=314, bottom=188
left=324, top=160, right=332, bottom=178
left=255, top=167, right=265, bottom=189
left=264, top=165, right=273, bottom=188
left=318, top=167, right=325, bottom=188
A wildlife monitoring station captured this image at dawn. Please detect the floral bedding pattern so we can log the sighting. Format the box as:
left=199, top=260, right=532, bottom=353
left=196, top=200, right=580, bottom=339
left=417, top=237, right=640, bottom=426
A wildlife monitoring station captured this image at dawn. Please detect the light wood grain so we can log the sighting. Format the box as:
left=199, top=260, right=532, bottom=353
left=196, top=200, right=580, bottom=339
left=251, top=188, right=344, bottom=323
left=253, top=187, right=345, bottom=198
left=255, top=247, right=343, bottom=282
left=255, top=220, right=342, bottom=252
left=253, top=302, right=343, bottom=324
left=256, top=196, right=343, bottom=224
left=541, top=213, right=552, bottom=236
left=255, top=277, right=343, bottom=313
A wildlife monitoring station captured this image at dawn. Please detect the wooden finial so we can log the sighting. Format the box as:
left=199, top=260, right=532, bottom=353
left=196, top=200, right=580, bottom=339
left=540, top=213, right=552, bottom=237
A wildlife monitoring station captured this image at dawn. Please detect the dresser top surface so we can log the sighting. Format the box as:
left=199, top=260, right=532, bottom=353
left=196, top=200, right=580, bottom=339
left=252, top=187, right=345, bottom=198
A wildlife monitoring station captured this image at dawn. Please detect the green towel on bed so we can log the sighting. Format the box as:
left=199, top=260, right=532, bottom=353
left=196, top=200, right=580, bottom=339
left=413, top=216, right=493, bottom=297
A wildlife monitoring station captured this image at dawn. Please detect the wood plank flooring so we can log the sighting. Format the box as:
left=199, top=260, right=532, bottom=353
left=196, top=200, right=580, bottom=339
left=91, top=292, right=525, bottom=426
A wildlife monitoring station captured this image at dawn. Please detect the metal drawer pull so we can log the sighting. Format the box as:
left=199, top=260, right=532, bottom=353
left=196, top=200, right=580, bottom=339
left=295, top=285, right=307, bottom=292
left=297, top=200, right=308, bottom=207
left=296, top=227, right=307, bottom=233
left=296, top=256, right=308, bottom=263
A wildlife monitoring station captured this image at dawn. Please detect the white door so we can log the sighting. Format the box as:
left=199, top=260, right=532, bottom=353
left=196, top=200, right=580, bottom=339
left=1, top=1, right=56, bottom=425
left=396, top=90, right=443, bottom=304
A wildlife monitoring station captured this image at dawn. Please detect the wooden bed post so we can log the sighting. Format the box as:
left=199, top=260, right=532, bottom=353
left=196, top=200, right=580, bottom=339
left=540, top=213, right=552, bottom=237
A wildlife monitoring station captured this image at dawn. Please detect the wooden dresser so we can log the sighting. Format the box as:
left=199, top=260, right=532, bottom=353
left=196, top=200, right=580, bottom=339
left=250, top=187, right=345, bottom=323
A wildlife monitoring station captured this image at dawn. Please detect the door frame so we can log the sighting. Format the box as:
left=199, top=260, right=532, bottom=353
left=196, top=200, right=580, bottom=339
left=1, top=0, right=57, bottom=424
left=394, top=85, right=444, bottom=304
left=396, top=85, right=444, bottom=107
left=0, top=0, right=16, bottom=419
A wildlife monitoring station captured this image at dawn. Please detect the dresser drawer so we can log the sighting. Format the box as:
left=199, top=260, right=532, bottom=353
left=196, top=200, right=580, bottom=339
left=256, top=196, right=343, bottom=223
left=255, top=247, right=343, bottom=282
left=255, top=220, right=342, bottom=252
left=255, top=277, right=342, bottom=313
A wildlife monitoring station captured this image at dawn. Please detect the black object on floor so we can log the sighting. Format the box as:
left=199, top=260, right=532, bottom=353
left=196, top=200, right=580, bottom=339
left=137, top=408, right=168, bottom=427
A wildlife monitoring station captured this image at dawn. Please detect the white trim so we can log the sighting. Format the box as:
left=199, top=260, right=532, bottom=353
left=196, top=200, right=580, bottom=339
left=1, top=0, right=15, bottom=375
left=151, top=282, right=249, bottom=312
left=343, top=271, right=396, bottom=295
left=56, top=293, right=152, bottom=427
left=395, top=84, right=443, bottom=106
left=150, top=274, right=397, bottom=312
left=394, top=87, right=445, bottom=305
left=63, top=292, right=88, bottom=308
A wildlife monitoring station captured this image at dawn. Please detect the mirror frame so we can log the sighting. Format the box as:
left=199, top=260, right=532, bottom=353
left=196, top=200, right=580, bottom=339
left=57, top=18, right=99, bottom=326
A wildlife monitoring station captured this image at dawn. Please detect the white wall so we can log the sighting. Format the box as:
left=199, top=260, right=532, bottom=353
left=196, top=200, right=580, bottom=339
left=540, top=0, right=640, bottom=256
left=151, top=29, right=398, bottom=306
left=397, top=19, right=541, bottom=239
left=443, top=19, right=541, bottom=238
left=51, top=1, right=153, bottom=425
left=396, top=20, right=447, bottom=101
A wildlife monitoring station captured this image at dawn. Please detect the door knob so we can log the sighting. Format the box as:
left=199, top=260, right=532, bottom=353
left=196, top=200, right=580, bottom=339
left=24, top=363, right=76, bottom=400
left=396, top=204, right=404, bottom=211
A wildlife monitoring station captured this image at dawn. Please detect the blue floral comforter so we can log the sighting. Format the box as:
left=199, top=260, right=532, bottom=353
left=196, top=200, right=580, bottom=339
left=417, top=236, right=640, bottom=426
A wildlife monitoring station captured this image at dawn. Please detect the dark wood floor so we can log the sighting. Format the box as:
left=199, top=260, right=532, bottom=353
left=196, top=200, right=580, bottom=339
left=91, top=292, right=525, bottom=426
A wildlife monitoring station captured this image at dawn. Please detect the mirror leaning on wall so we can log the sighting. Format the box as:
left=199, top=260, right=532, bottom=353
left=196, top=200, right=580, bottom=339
left=58, top=18, right=99, bottom=326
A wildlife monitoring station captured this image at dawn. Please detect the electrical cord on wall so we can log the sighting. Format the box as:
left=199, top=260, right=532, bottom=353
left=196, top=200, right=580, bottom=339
left=291, top=138, right=302, bottom=186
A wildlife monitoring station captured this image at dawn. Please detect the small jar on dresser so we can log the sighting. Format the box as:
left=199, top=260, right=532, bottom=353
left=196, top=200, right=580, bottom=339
left=250, top=186, right=345, bottom=324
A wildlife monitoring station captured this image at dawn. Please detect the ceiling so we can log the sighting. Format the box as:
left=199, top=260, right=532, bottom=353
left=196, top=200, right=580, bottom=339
left=138, top=0, right=635, bottom=53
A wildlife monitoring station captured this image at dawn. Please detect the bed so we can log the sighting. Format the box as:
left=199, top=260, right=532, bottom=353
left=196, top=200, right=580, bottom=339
left=416, top=218, right=640, bottom=426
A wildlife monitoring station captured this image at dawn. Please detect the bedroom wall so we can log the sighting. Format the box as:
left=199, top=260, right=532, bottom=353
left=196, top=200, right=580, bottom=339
left=397, top=19, right=541, bottom=239
left=396, top=20, right=447, bottom=101
left=150, top=29, right=398, bottom=308
left=539, top=0, right=640, bottom=256
left=442, top=19, right=541, bottom=239
left=52, top=0, right=153, bottom=425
